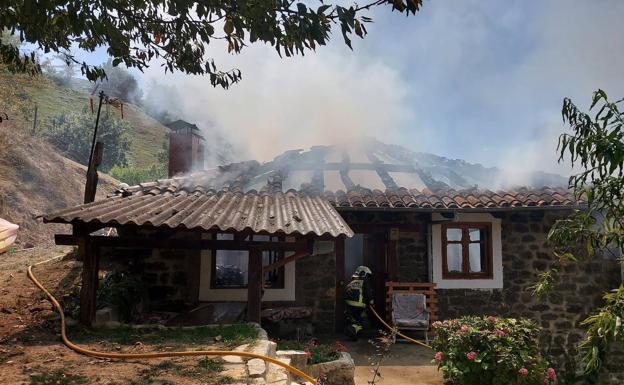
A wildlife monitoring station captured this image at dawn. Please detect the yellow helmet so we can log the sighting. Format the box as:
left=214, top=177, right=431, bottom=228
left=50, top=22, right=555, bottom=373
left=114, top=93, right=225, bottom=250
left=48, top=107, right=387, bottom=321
left=353, top=265, right=372, bottom=278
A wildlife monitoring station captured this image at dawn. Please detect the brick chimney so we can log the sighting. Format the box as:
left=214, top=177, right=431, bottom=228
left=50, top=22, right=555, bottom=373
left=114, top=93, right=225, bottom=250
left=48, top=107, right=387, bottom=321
left=166, top=120, right=205, bottom=177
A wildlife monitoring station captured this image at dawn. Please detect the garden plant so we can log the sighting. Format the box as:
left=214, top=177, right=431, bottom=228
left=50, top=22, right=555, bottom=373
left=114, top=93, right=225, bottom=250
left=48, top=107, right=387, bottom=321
left=432, top=316, right=557, bottom=385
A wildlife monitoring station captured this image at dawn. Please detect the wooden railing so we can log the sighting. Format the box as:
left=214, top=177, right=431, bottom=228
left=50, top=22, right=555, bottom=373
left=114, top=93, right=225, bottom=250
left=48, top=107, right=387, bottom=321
left=385, top=282, right=438, bottom=329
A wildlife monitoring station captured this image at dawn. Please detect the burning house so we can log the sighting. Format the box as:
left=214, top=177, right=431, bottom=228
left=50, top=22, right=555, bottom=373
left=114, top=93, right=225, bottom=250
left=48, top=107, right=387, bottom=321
left=44, top=130, right=620, bottom=365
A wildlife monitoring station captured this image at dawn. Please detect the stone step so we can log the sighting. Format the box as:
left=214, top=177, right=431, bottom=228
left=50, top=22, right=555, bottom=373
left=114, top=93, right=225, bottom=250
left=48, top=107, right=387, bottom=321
left=266, top=357, right=292, bottom=384
left=276, top=350, right=308, bottom=372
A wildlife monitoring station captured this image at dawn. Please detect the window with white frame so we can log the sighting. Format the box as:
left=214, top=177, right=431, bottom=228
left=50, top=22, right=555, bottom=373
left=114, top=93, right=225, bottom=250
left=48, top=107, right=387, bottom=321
left=431, top=213, right=503, bottom=289
left=441, top=223, right=493, bottom=279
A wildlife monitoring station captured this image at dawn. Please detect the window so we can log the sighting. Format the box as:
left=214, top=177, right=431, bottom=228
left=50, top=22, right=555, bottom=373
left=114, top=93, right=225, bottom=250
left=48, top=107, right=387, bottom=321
left=441, top=223, right=492, bottom=279
left=211, top=233, right=285, bottom=289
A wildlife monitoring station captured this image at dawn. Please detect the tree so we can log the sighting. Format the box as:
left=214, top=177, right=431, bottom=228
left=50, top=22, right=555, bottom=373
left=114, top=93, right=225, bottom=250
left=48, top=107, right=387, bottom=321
left=41, top=109, right=131, bottom=172
left=537, top=90, right=624, bottom=377
left=96, top=59, right=143, bottom=104
left=0, top=0, right=423, bottom=88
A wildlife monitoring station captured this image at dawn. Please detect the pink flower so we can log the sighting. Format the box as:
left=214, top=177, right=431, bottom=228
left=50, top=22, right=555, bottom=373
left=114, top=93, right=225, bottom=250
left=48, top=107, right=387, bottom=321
left=494, top=329, right=508, bottom=337
left=432, top=321, right=442, bottom=329
left=304, top=350, right=312, bottom=358
left=459, top=325, right=470, bottom=335
left=547, top=368, right=557, bottom=381
left=518, top=368, right=528, bottom=377
left=466, top=351, right=477, bottom=361
left=487, top=316, right=498, bottom=323
left=335, top=341, right=348, bottom=352
left=434, top=352, right=444, bottom=362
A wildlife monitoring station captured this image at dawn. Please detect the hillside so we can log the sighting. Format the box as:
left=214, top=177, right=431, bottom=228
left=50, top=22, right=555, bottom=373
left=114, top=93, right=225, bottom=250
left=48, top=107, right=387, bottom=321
left=0, top=121, right=119, bottom=247
left=0, top=69, right=168, bottom=168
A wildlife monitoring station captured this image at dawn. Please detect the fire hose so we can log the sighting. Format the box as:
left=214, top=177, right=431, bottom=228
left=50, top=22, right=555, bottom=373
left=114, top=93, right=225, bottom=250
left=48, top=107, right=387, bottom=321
left=368, top=305, right=433, bottom=349
left=27, top=255, right=317, bottom=385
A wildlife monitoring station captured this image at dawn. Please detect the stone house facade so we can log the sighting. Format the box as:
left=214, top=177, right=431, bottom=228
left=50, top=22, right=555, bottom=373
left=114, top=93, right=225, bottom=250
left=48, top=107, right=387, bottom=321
left=46, top=178, right=622, bottom=383
left=110, top=204, right=621, bottom=383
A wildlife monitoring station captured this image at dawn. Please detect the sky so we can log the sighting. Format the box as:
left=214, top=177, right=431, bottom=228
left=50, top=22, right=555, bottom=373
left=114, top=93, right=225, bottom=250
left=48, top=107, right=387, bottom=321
left=74, top=0, right=624, bottom=175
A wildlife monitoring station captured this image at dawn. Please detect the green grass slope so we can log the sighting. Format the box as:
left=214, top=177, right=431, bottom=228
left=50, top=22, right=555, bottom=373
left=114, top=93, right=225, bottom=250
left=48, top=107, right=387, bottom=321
left=0, top=69, right=168, bottom=168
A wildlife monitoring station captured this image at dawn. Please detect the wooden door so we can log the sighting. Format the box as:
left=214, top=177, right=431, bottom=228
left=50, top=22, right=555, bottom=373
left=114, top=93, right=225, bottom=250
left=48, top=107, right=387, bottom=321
left=363, top=233, right=387, bottom=320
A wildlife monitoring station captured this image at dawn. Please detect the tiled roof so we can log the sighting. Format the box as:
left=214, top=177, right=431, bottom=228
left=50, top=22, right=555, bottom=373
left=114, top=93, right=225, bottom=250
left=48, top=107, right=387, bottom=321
left=323, top=186, right=580, bottom=209
left=122, top=179, right=581, bottom=210
left=44, top=190, right=354, bottom=238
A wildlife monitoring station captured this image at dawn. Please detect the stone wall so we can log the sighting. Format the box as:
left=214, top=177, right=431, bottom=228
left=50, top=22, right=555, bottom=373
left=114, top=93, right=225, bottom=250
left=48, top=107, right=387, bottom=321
left=397, top=229, right=429, bottom=282
left=107, top=228, right=202, bottom=311
left=437, top=210, right=623, bottom=384
left=294, top=247, right=337, bottom=333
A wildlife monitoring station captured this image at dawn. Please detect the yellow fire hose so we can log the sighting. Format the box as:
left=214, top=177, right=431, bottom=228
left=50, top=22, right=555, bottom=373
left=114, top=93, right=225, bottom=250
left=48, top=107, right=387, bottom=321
left=368, top=305, right=433, bottom=349
left=27, top=255, right=317, bottom=385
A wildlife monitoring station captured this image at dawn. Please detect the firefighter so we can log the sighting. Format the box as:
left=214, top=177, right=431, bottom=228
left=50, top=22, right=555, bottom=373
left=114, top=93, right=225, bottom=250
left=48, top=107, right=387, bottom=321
left=344, top=265, right=374, bottom=340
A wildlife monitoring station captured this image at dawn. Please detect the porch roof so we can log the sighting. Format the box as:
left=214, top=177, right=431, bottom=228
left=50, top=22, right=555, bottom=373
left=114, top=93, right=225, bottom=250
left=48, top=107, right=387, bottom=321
left=44, top=190, right=354, bottom=238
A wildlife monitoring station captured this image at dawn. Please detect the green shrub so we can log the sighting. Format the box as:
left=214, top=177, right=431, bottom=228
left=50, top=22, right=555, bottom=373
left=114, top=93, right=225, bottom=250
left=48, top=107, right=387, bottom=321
left=40, top=109, right=131, bottom=172
left=97, top=271, right=146, bottom=322
left=431, top=316, right=557, bottom=385
left=109, top=163, right=167, bottom=186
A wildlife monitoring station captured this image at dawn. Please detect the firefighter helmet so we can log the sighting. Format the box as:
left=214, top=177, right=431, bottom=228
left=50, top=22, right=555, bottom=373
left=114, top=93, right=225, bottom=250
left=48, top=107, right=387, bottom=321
left=352, top=265, right=372, bottom=278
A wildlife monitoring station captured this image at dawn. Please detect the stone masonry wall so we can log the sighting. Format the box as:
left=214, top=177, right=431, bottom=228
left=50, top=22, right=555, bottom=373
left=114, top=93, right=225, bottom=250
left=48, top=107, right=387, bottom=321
left=437, top=210, right=623, bottom=384
left=131, top=229, right=201, bottom=310
left=397, top=229, right=429, bottom=282
left=294, top=247, right=337, bottom=333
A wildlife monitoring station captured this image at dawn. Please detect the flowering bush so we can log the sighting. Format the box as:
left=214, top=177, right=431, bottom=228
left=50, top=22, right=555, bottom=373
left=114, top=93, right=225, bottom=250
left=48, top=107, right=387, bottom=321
left=432, top=316, right=556, bottom=385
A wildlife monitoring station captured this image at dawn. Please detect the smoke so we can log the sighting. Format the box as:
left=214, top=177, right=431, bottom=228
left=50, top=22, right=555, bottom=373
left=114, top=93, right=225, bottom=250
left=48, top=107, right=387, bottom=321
left=140, top=0, right=623, bottom=189
left=142, top=41, right=411, bottom=163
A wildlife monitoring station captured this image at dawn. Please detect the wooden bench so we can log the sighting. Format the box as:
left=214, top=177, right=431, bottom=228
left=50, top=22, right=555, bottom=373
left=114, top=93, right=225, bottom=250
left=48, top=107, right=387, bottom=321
left=385, top=282, right=437, bottom=330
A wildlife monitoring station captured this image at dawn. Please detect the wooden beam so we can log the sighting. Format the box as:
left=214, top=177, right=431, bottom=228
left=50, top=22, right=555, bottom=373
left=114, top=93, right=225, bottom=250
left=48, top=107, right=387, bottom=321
left=247, top=248, right=262, bottom=324
left=334, top=237, right=345, bottom=333
left=78, top=237, right=99, bottom=326
left=262, top=251, right=309, bottom=275
left=55, top=234, right=310, bottom=252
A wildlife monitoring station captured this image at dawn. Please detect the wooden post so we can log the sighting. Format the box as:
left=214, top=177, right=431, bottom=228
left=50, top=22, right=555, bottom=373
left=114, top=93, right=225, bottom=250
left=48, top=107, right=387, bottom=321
left=334, top=237, right=345, bottom=333
left=84, top=141, right=103, bottom=204
left=387, top=239, right=398, bottom=281
left=247, top=248, right=262, bottom=324
left=79, top=236, right=99, bottom=326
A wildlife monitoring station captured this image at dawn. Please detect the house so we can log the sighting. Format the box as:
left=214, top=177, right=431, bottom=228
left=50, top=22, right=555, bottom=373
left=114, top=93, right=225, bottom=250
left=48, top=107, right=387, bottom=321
left=44, top=131, right=620, bottom=371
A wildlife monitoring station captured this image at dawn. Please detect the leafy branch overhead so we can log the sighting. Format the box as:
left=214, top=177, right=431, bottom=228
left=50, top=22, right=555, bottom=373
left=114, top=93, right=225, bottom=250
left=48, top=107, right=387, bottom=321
left=0, top=0, right=423, bottom=88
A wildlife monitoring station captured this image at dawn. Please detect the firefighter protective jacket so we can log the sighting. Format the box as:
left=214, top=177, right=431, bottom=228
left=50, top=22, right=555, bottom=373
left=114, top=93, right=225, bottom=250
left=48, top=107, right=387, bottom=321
left=344, top=277, right=373, bottom=308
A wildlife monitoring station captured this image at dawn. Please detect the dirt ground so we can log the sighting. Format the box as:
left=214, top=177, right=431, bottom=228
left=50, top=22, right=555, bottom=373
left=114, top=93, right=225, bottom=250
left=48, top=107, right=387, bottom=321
left=343, top=339, right=443, bottom=385
left=0, top=247, right=252, bottom=385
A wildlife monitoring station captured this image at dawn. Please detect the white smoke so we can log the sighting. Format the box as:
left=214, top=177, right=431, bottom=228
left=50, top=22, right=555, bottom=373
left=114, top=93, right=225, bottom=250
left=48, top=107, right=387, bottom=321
left=143, top=41, right=410, bottom=163
left=140, top=0, right=624, bottom=188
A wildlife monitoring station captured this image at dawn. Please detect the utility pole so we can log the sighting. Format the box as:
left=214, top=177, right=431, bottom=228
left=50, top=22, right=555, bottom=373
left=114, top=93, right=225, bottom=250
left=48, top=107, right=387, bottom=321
left=84, top=91, right=105, bottom=204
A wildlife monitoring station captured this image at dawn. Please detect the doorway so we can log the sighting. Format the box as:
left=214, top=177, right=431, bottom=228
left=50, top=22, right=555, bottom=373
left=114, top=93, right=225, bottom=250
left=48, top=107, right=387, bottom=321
left=344, top=231, right=387, bottom=320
